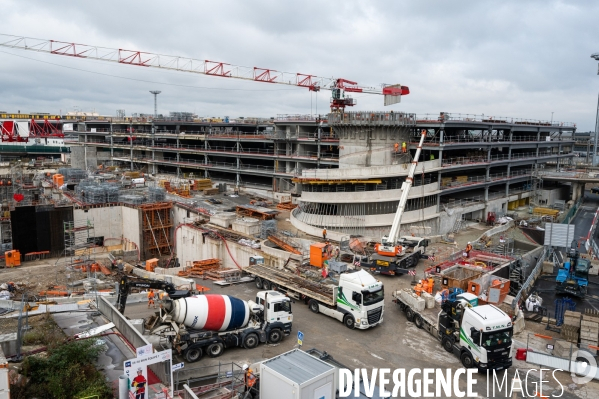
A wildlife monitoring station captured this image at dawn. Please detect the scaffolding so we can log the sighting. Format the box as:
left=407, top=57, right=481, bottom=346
left=63, top=218, right=95, bottom=260
left=140, top=202, right=173, bottom=259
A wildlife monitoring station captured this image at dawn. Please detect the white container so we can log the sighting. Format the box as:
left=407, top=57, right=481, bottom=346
left=260, top=349, right=335, bottom=399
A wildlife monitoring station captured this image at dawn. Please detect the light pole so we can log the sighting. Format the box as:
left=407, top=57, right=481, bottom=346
left=591, top=53, right=599, bottom=166
left=150, top=90, right=161, bottom=119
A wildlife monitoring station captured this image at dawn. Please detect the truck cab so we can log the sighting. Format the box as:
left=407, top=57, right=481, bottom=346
left=396, top=236, right=430, bottom=256
left=254, top=290, right=293, bottom=338
left=454, top=303, right=513, bottom=371
left=336, top=270, right=384, bottom=329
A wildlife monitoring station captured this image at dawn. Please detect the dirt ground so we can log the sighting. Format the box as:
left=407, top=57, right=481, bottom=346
left=0, top=254, right=118, bottom=302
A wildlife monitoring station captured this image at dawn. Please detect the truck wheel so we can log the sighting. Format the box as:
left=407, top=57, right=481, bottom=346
left=308, top=299, right=319, bottom=313
left=461, top=352, right=474, bottom=368
left=206, top=342, right=224, bottom=358
left=255, top=277, right=263, bottom=289
left=442, top=336, right=453, bottom=353
left=243, top=333, right=259, bottom=349
left=268, top=329, right=283, bottom=344
left=262, top=280, right=271, bottom=290
left=414, top=315, right=423, bottom=329
left=185, top=347, right=203, bottom=363
left=343, top=315, right=356, bottom=329
left=405, top=308, right=414, bottom=322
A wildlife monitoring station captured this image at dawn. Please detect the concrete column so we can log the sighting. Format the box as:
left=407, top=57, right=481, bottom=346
left=572, top=182, right=580, bottom=202
left=109, top=121, right=114, bottom=166
left=84, top=133, right=88, bottom=169
left=129, top=121, right=133, bottom=170
left=486, top=166, right=490, bottom=181
left=509, top=130, right=513, bottom=142
left=487, top=148, right=491, bottom=162
left=438, top=149, right=443, bottom=165
left=537, top=128, right=541, bottom=141
left=508, top=146, right=512, bottom=160
left=439, top=129, right=444, bottom=145
left=505, top=182, right=509, bottom=197
left=536, top=144, right=539, bottom=157
left=485, top=186, right=489, bottom=201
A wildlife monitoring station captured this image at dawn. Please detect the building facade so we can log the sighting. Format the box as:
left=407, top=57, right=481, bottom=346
left=70, top=111, right=575, bottom=240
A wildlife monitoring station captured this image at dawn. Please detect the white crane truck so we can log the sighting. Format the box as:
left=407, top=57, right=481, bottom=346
left=392, top=291, right=513, bottom=371
left=361, top=129, right=430, bottom=275
left=246, top=256, right=384, bottom=330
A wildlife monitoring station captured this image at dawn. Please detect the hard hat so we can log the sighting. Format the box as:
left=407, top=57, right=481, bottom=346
left=242, top=364, right=249, bottom=370
left=468, top=242, right=471, bottom=244
left=137, top=367, right=143, bottom=372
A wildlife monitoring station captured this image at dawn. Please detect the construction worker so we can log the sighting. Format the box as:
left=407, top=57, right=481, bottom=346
left=131, top=368, right=147, bottom=399
left=243, top=364, right=257, bottom=394
left=335, top=247, right=340, bottom=261
left=147, top=289, right=156, bottom=309
left=465, top=242, right=473, bottom=258
left=322, top=227, right=327, bottom=241
left=394, top=142, right=399, bottom=154
left=401, top=142, right=407, bottom=154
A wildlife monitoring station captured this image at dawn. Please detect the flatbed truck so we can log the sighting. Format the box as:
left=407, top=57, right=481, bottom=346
left=392, top=290, right=513, bottom=371
left=246, top=256, right=384, bottom=330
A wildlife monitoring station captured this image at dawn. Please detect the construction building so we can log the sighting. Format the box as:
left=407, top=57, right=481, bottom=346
left=69, top=111, right=576, bottom=240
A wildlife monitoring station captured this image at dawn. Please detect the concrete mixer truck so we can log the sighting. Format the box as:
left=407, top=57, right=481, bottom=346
left=153, top=290, right=293, bottom=362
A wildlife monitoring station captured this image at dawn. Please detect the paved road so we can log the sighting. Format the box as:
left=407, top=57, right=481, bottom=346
left=124, top=273, right=597, bottom=398
left=573, top=191, right=599, bottom=253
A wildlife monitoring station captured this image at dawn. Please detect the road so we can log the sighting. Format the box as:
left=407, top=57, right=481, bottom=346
left=573, top=190, right=599, bottom=253
left=124, top=271, right=596, bottom=398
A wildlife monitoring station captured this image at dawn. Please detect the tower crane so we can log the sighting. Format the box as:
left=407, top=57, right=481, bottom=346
left=0, top=34, right=409, bottom=111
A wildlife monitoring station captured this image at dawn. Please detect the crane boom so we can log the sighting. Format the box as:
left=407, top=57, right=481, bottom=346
left=378, top=129, right=427, bottom=254
left=0, top=33, right=409, bottom=107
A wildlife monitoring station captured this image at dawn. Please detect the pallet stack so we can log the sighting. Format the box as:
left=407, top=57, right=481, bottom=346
left=276, top=202, right=297, bottom=210
left=191, top=179, right=213, bottom=191
left=204, top=187, right=219, bottom=195
left=560, top=310, right=581, bottom=343
left=441, top=177, right=453, bottom=188
left=580, top=310, right=599, bottom=355
left=183, top=259, right=222, bottom=277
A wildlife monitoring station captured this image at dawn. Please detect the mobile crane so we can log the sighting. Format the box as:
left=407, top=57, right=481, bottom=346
left=115, top=274, right=192, bottom=314
left=361, top=129, right=430, bottom=275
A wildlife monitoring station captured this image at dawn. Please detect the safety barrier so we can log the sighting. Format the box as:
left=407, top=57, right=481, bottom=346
left=97, top=297, right=172, bottom=389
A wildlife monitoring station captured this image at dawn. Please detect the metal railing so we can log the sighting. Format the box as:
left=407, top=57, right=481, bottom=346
left=412, top=112, right=576, bottom=127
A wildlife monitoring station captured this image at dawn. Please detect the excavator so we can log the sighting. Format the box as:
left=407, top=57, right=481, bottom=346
left=362, top=129, right=430, bottom=275
left=116, top=275, right=192, bottom=314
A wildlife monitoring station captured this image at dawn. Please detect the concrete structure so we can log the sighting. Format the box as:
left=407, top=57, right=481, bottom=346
left=69, top=114, right=334, bottom=194
left=69, top=111, right=577, bottom=239
left=292, top=111, right=576, bottom=238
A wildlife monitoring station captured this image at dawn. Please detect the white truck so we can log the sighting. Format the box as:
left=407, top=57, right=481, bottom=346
left=246, top=256, right=384, bottom=330
left=152, top=291, right=293, bottom=362
left=392, top=291, right=513, bottom=371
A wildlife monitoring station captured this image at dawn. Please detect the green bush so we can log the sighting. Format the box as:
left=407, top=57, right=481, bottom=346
left=14, top=339, right=112, bottom=399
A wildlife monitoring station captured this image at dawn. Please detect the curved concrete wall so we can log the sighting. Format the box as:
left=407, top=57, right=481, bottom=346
left=299, top=159, right=441, bottom=180
left=299, top=182, right=440, bottom=203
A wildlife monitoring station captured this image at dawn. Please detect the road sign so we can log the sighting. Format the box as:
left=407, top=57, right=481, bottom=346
left=172, top=362, right=184, bottom=371
left=297, top=331, right=304, bottom=346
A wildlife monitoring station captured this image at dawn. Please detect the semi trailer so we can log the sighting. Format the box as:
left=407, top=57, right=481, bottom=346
left=246, top=256, right=384, bottom=330
left=392, top=290, right=513, bottom=371
left=153, top=291, right=292, bottom=362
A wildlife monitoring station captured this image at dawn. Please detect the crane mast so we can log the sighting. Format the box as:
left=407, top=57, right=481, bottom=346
left=377, top=129, right=427, bottom=255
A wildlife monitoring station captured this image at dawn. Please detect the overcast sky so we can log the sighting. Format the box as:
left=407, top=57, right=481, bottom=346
left=0, top=0, right=598, bottom=130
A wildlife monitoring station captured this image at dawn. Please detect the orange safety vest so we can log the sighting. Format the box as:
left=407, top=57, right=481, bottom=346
left=147, top=291, right=155, bottom=299
left=246, top=370, right=256, bottom=387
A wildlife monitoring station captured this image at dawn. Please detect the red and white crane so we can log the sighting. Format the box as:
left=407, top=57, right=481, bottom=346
left=0, top=34, right=409, bottom=110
